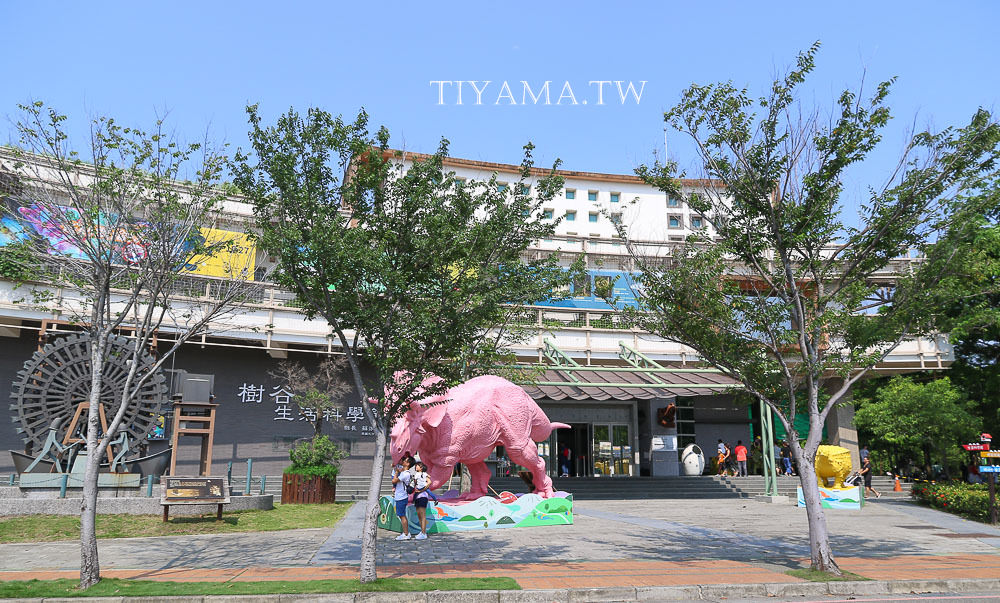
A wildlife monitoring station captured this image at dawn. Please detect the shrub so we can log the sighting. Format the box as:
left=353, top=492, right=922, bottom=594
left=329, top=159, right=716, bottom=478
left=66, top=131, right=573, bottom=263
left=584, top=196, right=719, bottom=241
left=284, top=435, right=348, bottom=482
left=0, top=242, right=34, bottom=282
left=910, top=481, right=991, bottom=522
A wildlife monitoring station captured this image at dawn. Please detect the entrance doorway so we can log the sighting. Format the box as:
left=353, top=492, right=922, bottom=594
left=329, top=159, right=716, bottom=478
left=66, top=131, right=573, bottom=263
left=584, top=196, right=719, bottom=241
left=592, top=423, right=632, bottom=476
left=544, top=422, right=633, bottom=478
left=553, top=423, right=588, bottom=477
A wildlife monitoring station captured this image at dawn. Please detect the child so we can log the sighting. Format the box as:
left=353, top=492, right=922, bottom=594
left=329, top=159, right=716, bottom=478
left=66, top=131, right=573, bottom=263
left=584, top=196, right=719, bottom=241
left=390, top=456, right=414, bottom=540
left=411, top=461, right=434, bottom=540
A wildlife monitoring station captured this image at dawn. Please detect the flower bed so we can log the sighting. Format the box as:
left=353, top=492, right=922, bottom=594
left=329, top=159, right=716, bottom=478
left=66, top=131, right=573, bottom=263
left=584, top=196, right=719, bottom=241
left=910, top=481, right=992, bottom=522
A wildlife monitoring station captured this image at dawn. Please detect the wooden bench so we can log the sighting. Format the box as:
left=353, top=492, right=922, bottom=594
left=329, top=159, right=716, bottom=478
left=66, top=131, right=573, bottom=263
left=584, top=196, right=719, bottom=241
left=161, top=476, right=231, bottom=521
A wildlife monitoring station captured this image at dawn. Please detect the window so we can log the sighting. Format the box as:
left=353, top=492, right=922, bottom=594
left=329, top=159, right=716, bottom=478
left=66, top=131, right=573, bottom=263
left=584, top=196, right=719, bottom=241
left=520, top=184, right=530, bottom=195
left=610, top=193, right=620, bottom=203
left=588, top=190, right=598, bottom=202
left=565, top=211, right=576, bottom=221
left=542, top=209, right=553, bottom=220
left=497, top=183, right=507, bottom=192
left=565, top=189, right=576, bottom=200
left=572, top=273, right=590, bottom=297
left=667, top=197, right=681, bottom=207
left=691, top=216, right=704, bottom=229
left=589, top=212, right=599, bottom=223
left=668, top=215, right=681, bottom=228
left=610, top=212, right=622, bottom=225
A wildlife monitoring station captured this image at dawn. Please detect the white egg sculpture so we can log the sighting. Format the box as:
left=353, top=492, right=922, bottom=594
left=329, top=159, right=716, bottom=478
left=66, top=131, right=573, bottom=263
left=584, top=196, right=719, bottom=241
left=680, top=443, right=705, bottom=476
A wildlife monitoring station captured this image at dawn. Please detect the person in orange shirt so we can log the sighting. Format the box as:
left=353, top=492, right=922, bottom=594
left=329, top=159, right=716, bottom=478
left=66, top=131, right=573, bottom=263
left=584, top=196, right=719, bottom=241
left=734, top=440, right=749, bottom=477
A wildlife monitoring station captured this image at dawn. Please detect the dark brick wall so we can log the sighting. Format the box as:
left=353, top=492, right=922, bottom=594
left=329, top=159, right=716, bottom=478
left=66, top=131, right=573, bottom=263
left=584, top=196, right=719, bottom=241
left=1, top=334, right=376, bottom=476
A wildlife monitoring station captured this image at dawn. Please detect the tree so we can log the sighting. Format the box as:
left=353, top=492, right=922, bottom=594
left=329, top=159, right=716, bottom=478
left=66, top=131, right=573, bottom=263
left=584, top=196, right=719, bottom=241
left=609, top=44, right=1000, bottom=573
left=232, top=105, right=575, bottom=583
left=269, top=357, right=353, bottom=437
left=854, top=377, right=980, bottom=475
left=1, top=102, right=264, bottom=588
left=938, top=220, right=1000, bottom=435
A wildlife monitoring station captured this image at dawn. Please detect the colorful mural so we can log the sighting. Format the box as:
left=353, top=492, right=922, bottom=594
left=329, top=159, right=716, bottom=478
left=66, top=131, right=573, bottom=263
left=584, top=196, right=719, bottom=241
left=797, top=486, right=864, bottom=510
left=183, top=227, right=256, bottom=280
left=1, top=202, right=255, bottom=279
left=0, top=216, right=28, bottom=247
left=378, top=491, right=574, bottom=534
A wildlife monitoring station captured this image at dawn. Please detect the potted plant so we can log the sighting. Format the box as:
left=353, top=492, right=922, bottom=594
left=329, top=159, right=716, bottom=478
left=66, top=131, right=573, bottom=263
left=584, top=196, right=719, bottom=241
left=281, top=435, right=347, bottom=504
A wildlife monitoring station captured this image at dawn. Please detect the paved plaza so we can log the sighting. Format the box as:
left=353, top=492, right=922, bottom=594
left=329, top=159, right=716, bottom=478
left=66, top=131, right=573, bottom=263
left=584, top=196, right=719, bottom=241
left=2, top=498, right=1000, bottom=594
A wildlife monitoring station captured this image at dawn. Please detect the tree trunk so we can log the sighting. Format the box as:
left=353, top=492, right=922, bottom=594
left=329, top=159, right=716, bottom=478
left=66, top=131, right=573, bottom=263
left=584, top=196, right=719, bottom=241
left=359, top=423, right=388, bottom=584
left=794, top=450, right=842, bottom=575
left=79, top=338, right=107, bottom=589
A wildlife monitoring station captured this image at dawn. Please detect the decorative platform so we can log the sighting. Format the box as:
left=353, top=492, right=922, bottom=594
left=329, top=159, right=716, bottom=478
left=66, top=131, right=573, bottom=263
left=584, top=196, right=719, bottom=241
left=378, top=491, right=573, bottom=534
left=797, top=485, right=864, bottom=510
left=0, top=486, right=273, bottom=516
left=18, top=472, right=142, bottom=489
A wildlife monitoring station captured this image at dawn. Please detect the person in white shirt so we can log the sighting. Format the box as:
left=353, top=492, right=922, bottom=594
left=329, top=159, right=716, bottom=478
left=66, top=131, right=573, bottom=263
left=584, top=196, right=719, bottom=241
left=411, top=461, right=433, bottom=540
left=390, top=456, right=414, bottom=540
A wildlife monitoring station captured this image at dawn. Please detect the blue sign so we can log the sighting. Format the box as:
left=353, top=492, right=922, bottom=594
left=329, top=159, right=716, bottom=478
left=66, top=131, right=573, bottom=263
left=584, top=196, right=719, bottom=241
left=980, top=465, right=1000, bottom=473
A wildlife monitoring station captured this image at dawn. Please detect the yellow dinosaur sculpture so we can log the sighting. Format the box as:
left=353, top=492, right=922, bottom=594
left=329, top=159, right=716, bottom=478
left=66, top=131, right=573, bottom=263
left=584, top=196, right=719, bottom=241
left=814, top=445, right=854, bottom=488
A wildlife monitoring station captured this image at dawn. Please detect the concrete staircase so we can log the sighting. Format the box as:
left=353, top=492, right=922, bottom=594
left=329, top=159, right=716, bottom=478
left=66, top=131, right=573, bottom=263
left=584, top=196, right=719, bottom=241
left=718, top=475, right=909, bottom=499
left=251, top=473, right=911, bottom=503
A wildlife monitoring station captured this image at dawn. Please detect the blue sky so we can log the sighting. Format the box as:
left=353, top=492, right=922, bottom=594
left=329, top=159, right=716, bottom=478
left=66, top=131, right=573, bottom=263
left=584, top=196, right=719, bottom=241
left=4, top=1, right=998, bottom=206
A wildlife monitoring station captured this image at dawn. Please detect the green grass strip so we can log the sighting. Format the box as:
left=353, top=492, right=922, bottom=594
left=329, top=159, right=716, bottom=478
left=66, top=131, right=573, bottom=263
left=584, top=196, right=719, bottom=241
left=0, top=577, right=520, bottom=597
left=0, top=503, right=351, bottom=543
left=786, top=568, right=872, bottom=582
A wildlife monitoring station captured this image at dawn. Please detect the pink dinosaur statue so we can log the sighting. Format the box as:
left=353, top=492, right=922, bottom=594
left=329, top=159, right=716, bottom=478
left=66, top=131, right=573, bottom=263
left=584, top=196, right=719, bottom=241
left=389, top=374, right=569, bottom=499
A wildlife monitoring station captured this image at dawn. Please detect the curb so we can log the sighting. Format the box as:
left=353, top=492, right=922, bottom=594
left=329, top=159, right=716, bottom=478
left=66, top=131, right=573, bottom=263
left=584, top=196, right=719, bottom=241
left=5, top=578, right=1000, bottom=602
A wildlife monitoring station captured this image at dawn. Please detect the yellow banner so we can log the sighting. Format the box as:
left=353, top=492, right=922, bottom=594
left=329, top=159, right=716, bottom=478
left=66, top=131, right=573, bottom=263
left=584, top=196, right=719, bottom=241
left=185, top=228, right=256, bottom=280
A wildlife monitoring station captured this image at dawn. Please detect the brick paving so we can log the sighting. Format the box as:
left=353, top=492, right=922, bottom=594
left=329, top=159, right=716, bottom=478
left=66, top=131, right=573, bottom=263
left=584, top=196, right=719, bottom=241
left=0, top=560, right=804, bottom=588
left=4, top=555, right=1000, bottom=588
left=837, top=553, right=1000, bottom=581
left=3, top=498, right=1000, bottom=590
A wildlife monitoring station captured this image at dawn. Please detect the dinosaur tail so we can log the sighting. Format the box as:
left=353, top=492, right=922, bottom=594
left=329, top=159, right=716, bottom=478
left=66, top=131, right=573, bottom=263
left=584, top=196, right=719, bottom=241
left=530, top=420, right=571, bottom=442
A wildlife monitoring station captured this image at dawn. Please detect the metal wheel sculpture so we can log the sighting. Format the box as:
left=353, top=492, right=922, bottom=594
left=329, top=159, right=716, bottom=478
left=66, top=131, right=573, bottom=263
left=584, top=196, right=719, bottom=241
left=9, top=333, right=167, bottom=456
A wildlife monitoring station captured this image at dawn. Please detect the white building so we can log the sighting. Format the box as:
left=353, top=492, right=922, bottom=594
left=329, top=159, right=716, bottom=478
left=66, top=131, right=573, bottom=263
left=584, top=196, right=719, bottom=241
left=0, top=150, right=950, bottom=477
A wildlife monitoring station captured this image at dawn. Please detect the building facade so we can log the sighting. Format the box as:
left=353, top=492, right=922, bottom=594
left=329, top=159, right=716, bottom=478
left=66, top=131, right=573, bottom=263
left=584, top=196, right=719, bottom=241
left=0, top=150, right=951, bottom=477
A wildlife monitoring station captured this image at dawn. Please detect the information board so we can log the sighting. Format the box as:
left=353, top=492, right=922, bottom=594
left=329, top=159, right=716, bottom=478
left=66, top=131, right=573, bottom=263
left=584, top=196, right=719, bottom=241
left=161, top=476, right=230, bottom=503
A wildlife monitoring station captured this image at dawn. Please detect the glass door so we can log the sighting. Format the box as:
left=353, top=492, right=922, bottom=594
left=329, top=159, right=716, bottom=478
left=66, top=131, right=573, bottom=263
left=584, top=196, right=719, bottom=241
left=612, top=424, right=631, bottom=476
left=592, top=424, right=612, bottom=476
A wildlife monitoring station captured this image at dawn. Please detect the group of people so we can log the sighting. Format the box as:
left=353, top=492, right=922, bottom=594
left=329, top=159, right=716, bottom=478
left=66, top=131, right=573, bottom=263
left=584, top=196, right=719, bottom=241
left=390, top=455, right=434, bottom=541
left=774, top=440, right=795, bottom=476
left=715, top=437, right=794, bottom=477
left=715, top=439, right=749, bottom=477
left=714, top=438, right=881, bottom=499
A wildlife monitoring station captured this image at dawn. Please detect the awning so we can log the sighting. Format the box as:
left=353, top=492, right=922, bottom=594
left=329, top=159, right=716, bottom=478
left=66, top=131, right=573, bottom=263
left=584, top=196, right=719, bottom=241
left=518, top=366, right=740, bottom=402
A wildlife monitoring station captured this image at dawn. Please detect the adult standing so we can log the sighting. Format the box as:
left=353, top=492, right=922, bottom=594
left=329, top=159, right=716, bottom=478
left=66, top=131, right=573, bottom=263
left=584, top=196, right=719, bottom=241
left=860, top=456, right=881, bottom=498
left=780, top=441, right=794, bottom=476
left=390, top=456, right=414, bottom=540
left=559, top=444, right=572, bottom=478
left=734, top=440, right=748, bottom=477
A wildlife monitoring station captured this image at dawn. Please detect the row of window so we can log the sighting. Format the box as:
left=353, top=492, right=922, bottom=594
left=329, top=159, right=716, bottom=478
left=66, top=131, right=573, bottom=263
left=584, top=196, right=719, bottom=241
left=564, top=189, right=620, bottom=203
left=541, top=209, right=622, bottom=224
left=539, top=209, right=701, bottom=229
left=493, top=183, right=682, bottom=210
left=668, top=215, right=705, bottom=229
